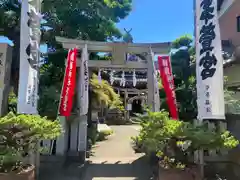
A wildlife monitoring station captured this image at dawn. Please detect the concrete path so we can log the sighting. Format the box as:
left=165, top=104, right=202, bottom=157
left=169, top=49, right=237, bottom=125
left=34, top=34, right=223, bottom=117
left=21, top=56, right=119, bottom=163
left=83, top=125, right=153, bottom=180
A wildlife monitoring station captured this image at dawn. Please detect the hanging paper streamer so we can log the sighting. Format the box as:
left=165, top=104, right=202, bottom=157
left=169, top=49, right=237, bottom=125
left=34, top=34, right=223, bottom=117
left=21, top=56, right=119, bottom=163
left=120, top=71, right=126, bottom=87
left=98, top=68, right=102, bottom=84
left=110, top=70, right=114, bottom=85
left=133, top=69, right=137, bottom=87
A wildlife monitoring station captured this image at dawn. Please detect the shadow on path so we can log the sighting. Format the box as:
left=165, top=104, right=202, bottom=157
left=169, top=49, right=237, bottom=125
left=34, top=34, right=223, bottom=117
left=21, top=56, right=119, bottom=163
left=84, top=156, right=153, bottom=180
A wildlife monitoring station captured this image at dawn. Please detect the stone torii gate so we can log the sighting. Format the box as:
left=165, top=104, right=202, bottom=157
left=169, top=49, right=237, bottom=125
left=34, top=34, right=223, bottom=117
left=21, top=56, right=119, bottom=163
left=54, top=36, right=171, bottom=158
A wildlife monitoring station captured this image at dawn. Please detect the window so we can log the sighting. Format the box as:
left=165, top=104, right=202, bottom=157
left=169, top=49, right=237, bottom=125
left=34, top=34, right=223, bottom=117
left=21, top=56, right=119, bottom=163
left=237, top=16, right=240, bottom=32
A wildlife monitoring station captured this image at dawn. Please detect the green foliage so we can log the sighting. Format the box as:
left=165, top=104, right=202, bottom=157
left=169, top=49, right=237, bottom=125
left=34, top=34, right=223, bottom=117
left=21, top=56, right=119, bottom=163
left=224, top=89, right=240, bottom=114
left=38, top=84, right=62, bottom=119
left=169, top=35, right=240, bottom=120
left=42, top=0, right=132, bottom=41
left=0, top=0, right=133, bottom=42
left=90, top=74, right=124, bottom=110
left=38, top=72, right=124, bottom=119
left=0, top=112, right=62, bottom=173
left=8, top=89, right=17, bottom=114
left=171, top=34, right=193, bottom=49
left=166, top=35, right=196, bottom=120
left=1, top=0, right=131, bottom=120
left=97, top=129, right=113, bottom=141
left=132, top=110, right=239, bottom=170
left=0, top=0, right=133, bottom=95
left=38, top=50, right=67, bottom=119
left=224, top=77, right=240, bottom=114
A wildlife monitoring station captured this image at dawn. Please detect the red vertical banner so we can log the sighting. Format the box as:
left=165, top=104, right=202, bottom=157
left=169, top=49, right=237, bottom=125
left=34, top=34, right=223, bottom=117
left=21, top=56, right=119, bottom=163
left=158, top=55, right=178, bottom=120
left=59, top=48, right=77, bottom=117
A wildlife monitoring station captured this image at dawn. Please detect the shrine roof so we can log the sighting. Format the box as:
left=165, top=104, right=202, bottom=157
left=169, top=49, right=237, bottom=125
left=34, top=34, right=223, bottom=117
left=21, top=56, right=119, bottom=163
left=56, top=36, right=171, bottom=47
left=56, top=36, right=171, bottom=54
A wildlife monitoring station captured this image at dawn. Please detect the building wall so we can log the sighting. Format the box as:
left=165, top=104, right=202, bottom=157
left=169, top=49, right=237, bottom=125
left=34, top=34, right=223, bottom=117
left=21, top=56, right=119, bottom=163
left=224, top=64, right=240, bottom=86
left=219, top=0, right=240, bottom=46
left=224, top=64, right=240, bottom=114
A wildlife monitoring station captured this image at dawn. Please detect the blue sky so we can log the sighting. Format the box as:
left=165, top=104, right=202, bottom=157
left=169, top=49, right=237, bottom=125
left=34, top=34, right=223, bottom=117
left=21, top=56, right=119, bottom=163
left=0, top=0, right=194, bottom=46
left=117, top=0, right=194, bottom=43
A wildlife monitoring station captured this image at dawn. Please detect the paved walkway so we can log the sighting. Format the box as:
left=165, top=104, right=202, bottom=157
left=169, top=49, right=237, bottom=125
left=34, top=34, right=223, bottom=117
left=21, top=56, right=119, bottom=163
left=83, top=125, right=153, bottom=180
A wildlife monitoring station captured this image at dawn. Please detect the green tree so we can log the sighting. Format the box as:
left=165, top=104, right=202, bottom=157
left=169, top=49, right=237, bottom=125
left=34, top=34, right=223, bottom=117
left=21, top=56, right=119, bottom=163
left=1, top=0, right=132, bottom=118
left=170, top=35, right=197, bottom=120
left=158, top=35, right=197, bottom=119
left=38, top=72, right=123, bottom=119
left=42, top=0, right=132, bottom=41
left=171, top=35, right=195, bottom=87
left=165, top=35, right=240, bottom=120
left=90, top=74, right=123, bottom=110
left=0, top=0, right=133, bottom=93
left=38, top=0, right=132, bottom=118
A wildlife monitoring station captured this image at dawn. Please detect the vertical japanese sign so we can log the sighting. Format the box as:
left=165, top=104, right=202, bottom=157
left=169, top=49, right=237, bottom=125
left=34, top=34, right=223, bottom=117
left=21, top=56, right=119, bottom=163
left=79, top=45, right=89, bottom=116
left=196, top=0, right=225, bottom=119
left=158, top=55, right=178, bottom=120
left=18, top=0, right=41, bottom=114
left=59, top=48, right=77, bottom=116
